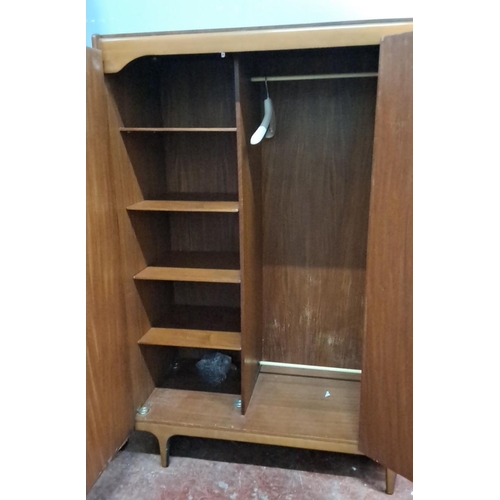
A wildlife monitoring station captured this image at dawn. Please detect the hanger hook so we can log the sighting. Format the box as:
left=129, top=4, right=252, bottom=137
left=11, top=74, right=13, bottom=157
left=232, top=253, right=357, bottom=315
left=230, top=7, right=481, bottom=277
left=265, top=77, right=269, bottom=98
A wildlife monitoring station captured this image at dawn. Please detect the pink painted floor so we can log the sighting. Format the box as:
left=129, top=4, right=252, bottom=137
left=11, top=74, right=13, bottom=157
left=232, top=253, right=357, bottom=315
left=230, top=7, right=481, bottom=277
left=88, top=433, right=412, bottom=500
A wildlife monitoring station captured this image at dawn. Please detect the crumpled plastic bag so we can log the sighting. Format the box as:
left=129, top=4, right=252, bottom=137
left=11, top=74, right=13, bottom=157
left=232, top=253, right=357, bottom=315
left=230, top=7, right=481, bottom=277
left=195, top=352, right=233, bottom=385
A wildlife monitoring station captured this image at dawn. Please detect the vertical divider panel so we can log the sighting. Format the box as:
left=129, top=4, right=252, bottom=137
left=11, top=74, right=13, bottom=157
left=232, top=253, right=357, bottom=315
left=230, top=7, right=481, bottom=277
left=234, top=57, right=263, bottom=413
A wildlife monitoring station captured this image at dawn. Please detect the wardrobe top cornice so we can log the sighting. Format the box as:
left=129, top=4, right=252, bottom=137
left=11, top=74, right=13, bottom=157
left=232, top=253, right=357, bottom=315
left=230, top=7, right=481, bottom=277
left=94, top=19, right=413, bottom=74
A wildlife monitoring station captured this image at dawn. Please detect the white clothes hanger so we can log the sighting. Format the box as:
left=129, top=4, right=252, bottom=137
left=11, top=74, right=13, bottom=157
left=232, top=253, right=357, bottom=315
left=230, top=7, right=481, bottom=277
left=250, top=79, right=275, bottom=145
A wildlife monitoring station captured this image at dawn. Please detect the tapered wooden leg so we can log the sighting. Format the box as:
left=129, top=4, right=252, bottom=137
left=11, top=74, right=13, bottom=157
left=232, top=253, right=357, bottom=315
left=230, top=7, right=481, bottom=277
left=386, top=469, right=397, bottom=495
left=157, top=434, right=172, bottom=468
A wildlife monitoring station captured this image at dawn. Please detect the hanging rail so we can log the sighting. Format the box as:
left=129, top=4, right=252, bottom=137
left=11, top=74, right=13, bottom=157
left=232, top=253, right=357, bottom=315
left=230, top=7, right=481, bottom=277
left=251, top=72, right=378, bottom=82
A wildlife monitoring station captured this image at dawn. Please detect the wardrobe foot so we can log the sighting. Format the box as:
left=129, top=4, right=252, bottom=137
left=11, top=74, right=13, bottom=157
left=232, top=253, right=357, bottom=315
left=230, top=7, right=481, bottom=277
left=158, top=434, right=172, bottom=468
left=386, top=468, right=397, bottom=495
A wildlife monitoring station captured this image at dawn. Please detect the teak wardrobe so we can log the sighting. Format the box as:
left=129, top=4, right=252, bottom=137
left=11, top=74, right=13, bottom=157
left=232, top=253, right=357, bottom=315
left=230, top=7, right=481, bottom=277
left=87, top=20, right=413, bottom=494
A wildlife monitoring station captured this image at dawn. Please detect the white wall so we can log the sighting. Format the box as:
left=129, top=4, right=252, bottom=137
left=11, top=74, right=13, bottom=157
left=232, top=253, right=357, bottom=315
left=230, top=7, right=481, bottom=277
left=86, top=0, right=412, bottom=47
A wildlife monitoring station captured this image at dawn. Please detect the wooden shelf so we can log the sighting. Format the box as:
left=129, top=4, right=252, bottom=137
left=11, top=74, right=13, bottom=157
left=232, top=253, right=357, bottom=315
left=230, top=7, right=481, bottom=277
left=128, top=200, right=239, bottom=213
left=155, top=193, right=238, bottom=202
left=139, top=305, right=241, bottom=350
left=136, top=374, right=361, bottom=455
left=134, top=251, right=241, bottom=283
left=139, top=328, right=241, bottom=350
left=135, top=267, right=240, bottom=283
left=120, top=127, right=237, bottom=132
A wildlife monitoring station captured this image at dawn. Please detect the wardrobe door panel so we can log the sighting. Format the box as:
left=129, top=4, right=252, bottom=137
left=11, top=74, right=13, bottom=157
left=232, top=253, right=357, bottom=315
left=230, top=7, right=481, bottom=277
left=359, top=32, right=413, bottom=481
left=86, top=47, right=134, bottom=492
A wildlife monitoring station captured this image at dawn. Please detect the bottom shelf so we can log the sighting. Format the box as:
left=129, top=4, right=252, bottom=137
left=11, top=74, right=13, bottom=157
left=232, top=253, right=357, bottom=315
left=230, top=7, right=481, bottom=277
left=136, top=373, right=361, bottom=455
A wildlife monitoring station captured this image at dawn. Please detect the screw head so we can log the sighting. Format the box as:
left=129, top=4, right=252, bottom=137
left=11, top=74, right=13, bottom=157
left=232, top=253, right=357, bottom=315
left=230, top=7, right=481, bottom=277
left=137, top=406, right=150, bottom=415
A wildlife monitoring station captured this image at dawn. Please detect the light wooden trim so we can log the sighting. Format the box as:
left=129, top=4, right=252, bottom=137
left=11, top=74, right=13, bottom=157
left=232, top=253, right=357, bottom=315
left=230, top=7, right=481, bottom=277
left=138, top=327, right=241, bottom=350
left=91, top=34, right=101, bottom=50
left=139, top=422, right=361, bottom=457
left=136, top=374, right=362, bottom=457
left=120, top=127, right=237, bottom=132
left=127, top=200, right=239, bottom=213
left=251, top=72, right=378, bottom=82
left=100, top=21, right=413, bottom=73
left=260, top=361, right=362, bottom=381
left=134, top=266, right=241, bottom=283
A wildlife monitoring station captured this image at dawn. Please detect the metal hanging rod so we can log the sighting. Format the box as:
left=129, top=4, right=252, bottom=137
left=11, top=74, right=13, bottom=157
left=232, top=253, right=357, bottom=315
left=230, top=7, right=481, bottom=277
left=259, top=361, right=361, bottom=374
left=259, top=361, right=362, bottom=381
left=251, top=72, right=378, bottom=82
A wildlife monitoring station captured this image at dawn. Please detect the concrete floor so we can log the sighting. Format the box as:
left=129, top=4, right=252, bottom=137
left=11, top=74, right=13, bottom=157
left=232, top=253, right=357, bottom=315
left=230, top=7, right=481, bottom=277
left=88, top=432, right=413, bottom=499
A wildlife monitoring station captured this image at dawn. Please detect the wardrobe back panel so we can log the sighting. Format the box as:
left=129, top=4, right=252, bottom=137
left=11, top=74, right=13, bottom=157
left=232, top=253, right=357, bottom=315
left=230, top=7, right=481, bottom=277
left=106, top=54, right=236, bottom=128
left=106, top=57, right=163, bottom=127
left=261, top=77, right=376, bottom=369
left=161, top=55, right=236, bottom=128
left=164, top=133, right=238, bottom=197
left=250, top=46, right=379, bottom=77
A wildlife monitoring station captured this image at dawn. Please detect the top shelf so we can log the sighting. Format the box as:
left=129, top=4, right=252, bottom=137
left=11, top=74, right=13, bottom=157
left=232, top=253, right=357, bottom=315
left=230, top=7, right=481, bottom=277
left=120, top=127, right=237, bottom=133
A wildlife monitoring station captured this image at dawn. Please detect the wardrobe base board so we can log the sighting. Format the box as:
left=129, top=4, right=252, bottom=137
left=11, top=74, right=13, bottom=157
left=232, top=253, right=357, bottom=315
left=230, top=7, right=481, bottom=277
left=136, top=373, right=361, bottom=465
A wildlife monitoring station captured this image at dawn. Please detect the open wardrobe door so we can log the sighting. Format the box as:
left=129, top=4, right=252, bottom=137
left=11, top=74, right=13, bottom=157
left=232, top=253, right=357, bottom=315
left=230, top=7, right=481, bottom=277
left=86, top=47, right=134, bottom=492
left=359, top=32, right=413, bottom=481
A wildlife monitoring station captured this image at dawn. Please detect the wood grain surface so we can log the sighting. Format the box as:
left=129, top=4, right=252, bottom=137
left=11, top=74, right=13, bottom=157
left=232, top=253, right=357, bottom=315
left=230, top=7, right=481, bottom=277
left=118, top=129, right=238, bottom=202
left=152, top=304, right=241, bottom=332
left=154, top=251, right=240, bottom=269
left=106, top=56, right=163, bottom=127
left=127, top=200, right=239, bottom=212
left=106, top=54, right=242, bottom=344
left=261, top=77, right=377, bottom=369
left=134, top=266, right=241, bottom=283
left=138, top=327, right=241, bottom=351
left=161, top=55, right=236, bottom=128
left=168, top=212, right=239, bottom=253
left=118, top=132, right=166, bottom=200
left=235, top=58, right=264, bottom=412
left=172, top=282, right=241, bottom=309
left=86, top=47, right=133, bottom=492
left=129, top=192, right=238, bottom=201
left=99, top=21, right=413, bottom=74
left=134, top=251, right=240, bottom=284
left=137, top=374, right=361, bottom=456
left=249, top=45, right=379, bottom=79
left=359, top=32, right=413, bottom=481
left=105, top=58, right=173, bottom=414
left=89, top=29, right=414, bottom=478
left=164, top=132, right=238, bottom=197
